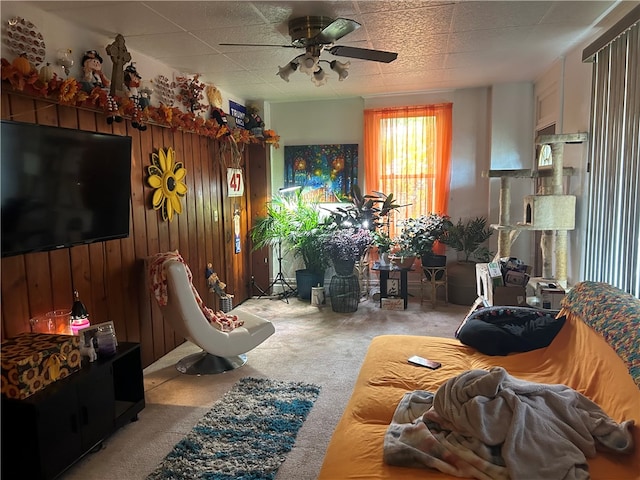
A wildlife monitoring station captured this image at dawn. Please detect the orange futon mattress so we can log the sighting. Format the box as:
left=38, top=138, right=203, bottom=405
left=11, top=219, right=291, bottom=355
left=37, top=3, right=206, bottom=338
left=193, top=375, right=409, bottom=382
left=318, top=312, right=640, bottom=479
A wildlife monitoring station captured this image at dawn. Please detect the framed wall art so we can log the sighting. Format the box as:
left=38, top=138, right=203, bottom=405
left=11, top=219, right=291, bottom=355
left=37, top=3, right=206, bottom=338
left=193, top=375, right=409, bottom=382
left=284, top=144, right=358, bottom=202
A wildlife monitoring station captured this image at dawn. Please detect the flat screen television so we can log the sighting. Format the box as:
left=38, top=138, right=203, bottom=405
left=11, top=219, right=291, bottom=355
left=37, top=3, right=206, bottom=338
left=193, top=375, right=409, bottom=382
left=1, top=120, right=132, bottom=257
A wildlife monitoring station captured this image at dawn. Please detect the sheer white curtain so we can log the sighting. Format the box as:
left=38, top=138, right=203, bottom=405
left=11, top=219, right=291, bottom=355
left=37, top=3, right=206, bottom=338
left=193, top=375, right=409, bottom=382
left=583, top=18, right=640, bottom=297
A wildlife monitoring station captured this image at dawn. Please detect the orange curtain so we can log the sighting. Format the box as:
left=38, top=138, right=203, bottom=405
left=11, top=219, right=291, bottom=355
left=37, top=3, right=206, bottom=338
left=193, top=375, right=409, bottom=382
left=363, top=103, right=452, bottom=244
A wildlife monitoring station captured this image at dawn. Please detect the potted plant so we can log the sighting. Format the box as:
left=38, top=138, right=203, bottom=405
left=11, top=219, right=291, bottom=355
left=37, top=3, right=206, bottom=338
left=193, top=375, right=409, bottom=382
left=322, top=227, right=373, bottom=276
left=372, top=230, right=394, bottom=266
left=250, top=192, right=330, bottom=300
left=439, top=216, right=494, bottom=305
left=324, top=185, right=407, bottom=231
left=321, top=227, right=372, bottom=313
left=396, top=213, right=453, bottom=268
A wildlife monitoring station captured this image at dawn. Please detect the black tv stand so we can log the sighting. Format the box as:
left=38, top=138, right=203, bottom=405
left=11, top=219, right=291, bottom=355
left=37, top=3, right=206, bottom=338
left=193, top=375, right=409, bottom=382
left=1, top=342, right=145, bottom=480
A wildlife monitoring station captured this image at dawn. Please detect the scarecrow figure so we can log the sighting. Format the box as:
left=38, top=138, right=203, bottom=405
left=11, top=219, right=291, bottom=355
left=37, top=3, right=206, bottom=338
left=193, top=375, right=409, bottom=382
left=205, top=84, right=230, bottom=134
left=205, top=263, right=233, bottom=299
left=124, top=63, right=147, bottom=131
left=79, top=49, right=122, bottom=124
left=244, top=105, right=265, bottom=138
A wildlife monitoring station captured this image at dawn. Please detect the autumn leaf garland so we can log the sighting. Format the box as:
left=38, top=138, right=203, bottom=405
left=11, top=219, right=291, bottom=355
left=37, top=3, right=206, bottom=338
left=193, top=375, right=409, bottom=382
left=1, top=58, right=280, bottom=147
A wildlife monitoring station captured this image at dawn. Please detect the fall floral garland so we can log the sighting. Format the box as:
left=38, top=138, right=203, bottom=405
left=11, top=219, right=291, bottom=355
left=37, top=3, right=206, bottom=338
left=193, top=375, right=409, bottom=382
left=0, top=58, right=280, bottom=148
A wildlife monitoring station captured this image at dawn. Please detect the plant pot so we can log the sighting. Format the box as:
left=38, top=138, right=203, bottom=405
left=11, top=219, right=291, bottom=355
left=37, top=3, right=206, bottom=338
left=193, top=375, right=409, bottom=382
left=447, top=261, right=478, bottom=305
left=421, top=254, right=447, bottom=280
left=296, top=269, right=325, bottom=300
left=378, top=252, right=390, bottom=267
left=390, top=255, right=416, bottom=270
left=333, top=259, right=356, bottom=276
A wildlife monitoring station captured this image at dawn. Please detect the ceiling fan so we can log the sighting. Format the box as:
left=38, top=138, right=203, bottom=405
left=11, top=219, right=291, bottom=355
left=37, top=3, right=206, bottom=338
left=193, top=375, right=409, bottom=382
left=220, top=16, right=398, bottom=63
left=220, top=16, right=398, bottom=85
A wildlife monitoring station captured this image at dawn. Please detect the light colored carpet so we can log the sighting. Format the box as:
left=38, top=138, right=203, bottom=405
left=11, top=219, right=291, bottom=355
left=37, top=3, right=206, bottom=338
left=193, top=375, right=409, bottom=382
left=60, top=294, right=470, bottom=480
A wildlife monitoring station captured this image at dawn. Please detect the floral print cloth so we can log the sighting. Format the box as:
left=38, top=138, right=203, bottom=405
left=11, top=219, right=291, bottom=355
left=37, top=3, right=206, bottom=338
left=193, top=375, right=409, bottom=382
left=148, top=251, right=243, bottom=332
left=560, top=281, right=639, bottom=388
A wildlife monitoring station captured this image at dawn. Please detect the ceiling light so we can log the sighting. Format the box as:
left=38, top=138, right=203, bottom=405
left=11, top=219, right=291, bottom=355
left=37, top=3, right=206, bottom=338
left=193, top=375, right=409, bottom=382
left=298, top=52, right=319, bottom=75
left=277, top=46, right=351, bottom=86
left=330, top=60, right=350, bottom=81
left=277, top=62, right=298, bottom=82
left=312, top=68, right=328, bottom=87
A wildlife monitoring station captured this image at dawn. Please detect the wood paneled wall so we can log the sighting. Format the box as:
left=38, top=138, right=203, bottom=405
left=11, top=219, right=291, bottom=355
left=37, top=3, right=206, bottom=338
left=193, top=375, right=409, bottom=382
left=1, top=92, right=260, bottom=367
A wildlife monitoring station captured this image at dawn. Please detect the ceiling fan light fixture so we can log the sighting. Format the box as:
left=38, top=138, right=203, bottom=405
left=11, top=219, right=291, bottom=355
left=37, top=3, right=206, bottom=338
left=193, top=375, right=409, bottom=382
left=224, top=15, right=398, bottom=88
left=298, top=52, right=320, bottom=75
left=277, top=62, right=298, bottom=82
left=330, top=59, right=350, bottom=81
left=311, top=67, right=328, bottom=87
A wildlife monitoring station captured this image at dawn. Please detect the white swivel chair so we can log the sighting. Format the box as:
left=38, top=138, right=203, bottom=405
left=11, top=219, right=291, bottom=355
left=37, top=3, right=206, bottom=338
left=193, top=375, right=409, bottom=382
left=157, top=259, right=275, bottom=374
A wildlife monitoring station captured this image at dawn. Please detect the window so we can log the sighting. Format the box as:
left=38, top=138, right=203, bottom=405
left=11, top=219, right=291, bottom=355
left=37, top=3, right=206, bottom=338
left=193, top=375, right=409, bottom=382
left=363, top=104, right=452, bottom=241
left=583, top=15, right=639, bottom=297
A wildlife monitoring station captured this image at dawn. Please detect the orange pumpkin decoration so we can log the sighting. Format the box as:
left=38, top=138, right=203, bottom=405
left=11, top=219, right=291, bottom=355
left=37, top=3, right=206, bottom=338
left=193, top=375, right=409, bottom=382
left=12, top=54, right=32, bottom=75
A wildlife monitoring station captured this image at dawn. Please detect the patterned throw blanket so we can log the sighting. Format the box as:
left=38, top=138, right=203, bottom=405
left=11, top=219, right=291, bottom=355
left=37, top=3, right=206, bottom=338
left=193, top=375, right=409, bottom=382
left=148, top=251, right=244, bottom=332
left=384, top=367, right=634, bottom=480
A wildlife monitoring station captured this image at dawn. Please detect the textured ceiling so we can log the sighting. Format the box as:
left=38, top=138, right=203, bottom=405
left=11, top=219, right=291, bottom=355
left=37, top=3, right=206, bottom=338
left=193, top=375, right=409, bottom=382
left=25, top=1, right=635, bottom=103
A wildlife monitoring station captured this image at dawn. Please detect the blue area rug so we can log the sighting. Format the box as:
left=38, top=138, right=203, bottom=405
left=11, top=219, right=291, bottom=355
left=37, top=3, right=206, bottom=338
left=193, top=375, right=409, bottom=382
left=146, top=377, right=321, bottom=480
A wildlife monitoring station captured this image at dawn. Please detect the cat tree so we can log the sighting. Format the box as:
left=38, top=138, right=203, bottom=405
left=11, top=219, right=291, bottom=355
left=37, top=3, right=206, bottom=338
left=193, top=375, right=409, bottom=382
left=483, top=132, right=587, bottom=289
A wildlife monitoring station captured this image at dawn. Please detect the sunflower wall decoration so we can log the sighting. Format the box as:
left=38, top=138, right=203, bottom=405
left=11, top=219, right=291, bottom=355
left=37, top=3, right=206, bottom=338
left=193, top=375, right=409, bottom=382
left=147, top=147, right=187, bottom=221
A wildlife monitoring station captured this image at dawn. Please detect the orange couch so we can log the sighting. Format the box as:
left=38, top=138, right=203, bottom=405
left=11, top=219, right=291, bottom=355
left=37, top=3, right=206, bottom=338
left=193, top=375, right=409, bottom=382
left=319, top=282, right=640, bottom=479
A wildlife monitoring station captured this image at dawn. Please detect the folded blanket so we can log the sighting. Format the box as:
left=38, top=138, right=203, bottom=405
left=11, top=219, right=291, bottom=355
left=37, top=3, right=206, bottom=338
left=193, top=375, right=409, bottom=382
left=385, top=367, right=635, bottom=480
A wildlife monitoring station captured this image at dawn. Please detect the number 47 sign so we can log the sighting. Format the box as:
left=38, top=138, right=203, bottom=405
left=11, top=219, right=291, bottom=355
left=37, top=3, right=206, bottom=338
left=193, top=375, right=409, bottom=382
left=227, top=168, right=244, bottom=197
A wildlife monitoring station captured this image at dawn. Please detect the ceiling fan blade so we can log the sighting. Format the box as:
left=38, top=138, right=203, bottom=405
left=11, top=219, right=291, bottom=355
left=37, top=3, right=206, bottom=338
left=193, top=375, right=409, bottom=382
left=314, top=18, right=361, bottom=44
left=328, top=45, right=398, bottom=63
left=219, top=42, right=298, bottom=48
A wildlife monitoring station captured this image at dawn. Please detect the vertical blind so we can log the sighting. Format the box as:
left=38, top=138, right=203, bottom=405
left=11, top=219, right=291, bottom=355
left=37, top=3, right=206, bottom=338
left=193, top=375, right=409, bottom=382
left=584, top=20, right=640, bottom=297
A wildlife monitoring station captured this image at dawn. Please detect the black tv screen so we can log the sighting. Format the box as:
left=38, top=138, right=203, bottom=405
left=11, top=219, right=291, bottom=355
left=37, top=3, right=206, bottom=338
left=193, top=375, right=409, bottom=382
left=1, top=120, right=132, bottom=257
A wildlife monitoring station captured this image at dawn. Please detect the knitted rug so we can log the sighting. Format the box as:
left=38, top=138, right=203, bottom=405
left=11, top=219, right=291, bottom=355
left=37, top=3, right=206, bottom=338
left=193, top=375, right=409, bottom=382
left=146, top=377, right=321, bottom=480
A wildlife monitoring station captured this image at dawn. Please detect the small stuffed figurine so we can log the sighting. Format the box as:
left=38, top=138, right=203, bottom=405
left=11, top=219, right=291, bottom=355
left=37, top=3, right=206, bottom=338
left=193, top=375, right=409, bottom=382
left=205, top=262, right=233, bottom=299
left=205, top=85, right=230, bottom=134
left=80, top=50, right=109, bottom=89
left=124, top=63, right=147, bottom=131
left=244, top=105, right=265, bottom=138
left=79, top=50, right=122, bottom=124
left=138, top=82, right=152, bottom=109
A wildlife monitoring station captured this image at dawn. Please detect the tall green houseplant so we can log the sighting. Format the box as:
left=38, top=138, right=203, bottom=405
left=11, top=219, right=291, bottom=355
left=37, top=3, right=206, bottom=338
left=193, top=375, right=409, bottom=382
left=324, top=185, right=407, bottom=232
left=440, top=216, right=493, bottom=262
left=440, top=216, right=494, bottom=305
left=250, top=192, right=329, bottom=299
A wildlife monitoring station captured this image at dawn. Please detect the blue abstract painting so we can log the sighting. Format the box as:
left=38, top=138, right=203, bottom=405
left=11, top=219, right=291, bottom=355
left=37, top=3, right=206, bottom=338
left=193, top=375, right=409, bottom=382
left=284, top=144, right=358, bottom=202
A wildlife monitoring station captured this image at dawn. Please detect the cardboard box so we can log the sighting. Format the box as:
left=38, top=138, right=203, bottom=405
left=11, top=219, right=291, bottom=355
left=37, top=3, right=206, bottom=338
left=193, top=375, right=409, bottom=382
left=381, top=297, right=404, bottom=310
left=536, top=282, right=566, bottom=309
left=504, top=270, right=530, bottom=287
left=492, top=286, right=528, bottom=306
left=1, top=332, right=81, bottom=400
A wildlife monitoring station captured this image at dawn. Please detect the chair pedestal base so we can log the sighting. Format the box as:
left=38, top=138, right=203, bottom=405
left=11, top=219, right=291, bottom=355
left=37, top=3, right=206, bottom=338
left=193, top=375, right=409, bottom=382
left=176, top=351, right=247, bottom=375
